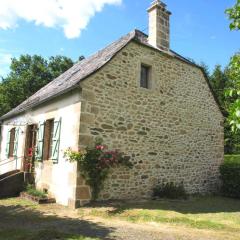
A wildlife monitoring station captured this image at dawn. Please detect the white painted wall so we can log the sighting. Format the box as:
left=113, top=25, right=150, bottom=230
left=0, top=118, right=26, bottom=174
left=0, top=90, right=81, bottom=206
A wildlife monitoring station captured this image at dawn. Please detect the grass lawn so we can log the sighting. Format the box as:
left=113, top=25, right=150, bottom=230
left=0, top=198, right=100, bottom=240
left=224, top=154, right=240, bottom=162
left=1, top=196, right=240, bottom=239
left=80, top=196, right=240, bottom=239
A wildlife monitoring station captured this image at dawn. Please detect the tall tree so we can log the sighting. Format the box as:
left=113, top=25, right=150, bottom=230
left=225, top=0, right=240, bottom=131
left=226, top=0, right=240, bottom=30
left=226, top=53, right=240, bottom=131
left=200, top=62, right=211, bottom=79
left=0, top=55, right=75, bottom=116
left=210, top=65, right=228, bottom=108
left=207, top=62, right=240, bottom=153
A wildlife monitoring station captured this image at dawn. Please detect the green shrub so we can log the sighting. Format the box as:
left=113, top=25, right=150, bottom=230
left=220, top=156, right=240, bottom=198
left=64, top=139, right=132, bottom=200
left=152, top=182, right=187, bottom=199
left=26, top=184, right=47, bottom=199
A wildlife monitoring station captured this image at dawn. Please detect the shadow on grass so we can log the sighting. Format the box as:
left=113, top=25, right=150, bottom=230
left=0, top=204, right=114, bottom=240
left=89, top=196, right=240, bottom=215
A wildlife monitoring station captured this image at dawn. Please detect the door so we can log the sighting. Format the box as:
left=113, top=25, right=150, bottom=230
left=23, top=125, right=37, bottom=172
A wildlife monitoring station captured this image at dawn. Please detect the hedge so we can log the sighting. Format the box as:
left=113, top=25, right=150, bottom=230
left=220, top=155, right=240, bottom=198
left=152, top=182, right=188, bottom=199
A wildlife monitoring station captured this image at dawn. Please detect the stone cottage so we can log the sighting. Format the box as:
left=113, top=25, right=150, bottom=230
left=0, top=0, right=224, bottom=208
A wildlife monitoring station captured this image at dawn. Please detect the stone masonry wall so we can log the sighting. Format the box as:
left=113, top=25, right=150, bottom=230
left=77, top=41, right=224, bottom=202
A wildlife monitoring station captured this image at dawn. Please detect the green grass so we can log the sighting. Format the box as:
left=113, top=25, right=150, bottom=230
left=26, top=185, right=47, bottom=198
left=81, top=196, right=240, bottom=234
left=224, top=154, right=240, bottom=163
left=2, top=197, right=240, bottom=240
left=0, top=197, right=38, bottom=207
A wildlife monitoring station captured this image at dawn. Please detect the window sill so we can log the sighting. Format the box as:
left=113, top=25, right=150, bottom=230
left=42, top=160, right=54, bottom=166
left=139, top=86, right=154, bottom=93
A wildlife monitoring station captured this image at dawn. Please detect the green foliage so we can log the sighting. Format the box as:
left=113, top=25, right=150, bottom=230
left=210, top=65, right=229, bottom=107
left=200, top=61, right=211, bottom=79
left=26, top=184, right=47, bottom=199
left=226, top=0, right=240, bottom=30
left=152, top=182, right=187, bottom=199
left=220, top=155, right=240, bottom=198
left=0, top=54, right=75, bottom=116
left=225, top=1, right=240, bottom=131
left=65, top=140, right=133, bottom=200
left=225, top=122, right=240, bottom=154
left=225, top=53, right=240, bottom=132
left=206, top=60, right=240, bottom=153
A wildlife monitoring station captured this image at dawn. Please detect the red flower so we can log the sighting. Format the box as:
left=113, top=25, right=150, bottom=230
left=28, top=148, right=33, bottom=157
left=96, top=145, right=105, bottom=150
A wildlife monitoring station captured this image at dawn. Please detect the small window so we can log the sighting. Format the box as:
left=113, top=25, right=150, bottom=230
left=43, top=119, right=54, bottom=160
left=9, top=128, right=15, bottom=157
left=140, top=64, right=151, bottom=89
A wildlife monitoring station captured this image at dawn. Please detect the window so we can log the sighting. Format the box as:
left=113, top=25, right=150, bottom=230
left=43, top=119, right=54, bottom=160
left=36, top=118, right=61, bottom=163
left=140, top=64, right=151, bottom=89
left=48, top=122, right=54, bottom=159
left=8, top=128, right=15, bottom=157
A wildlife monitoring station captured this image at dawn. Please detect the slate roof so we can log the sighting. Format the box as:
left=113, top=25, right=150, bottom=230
left=0, top=29, right=224, bottom=121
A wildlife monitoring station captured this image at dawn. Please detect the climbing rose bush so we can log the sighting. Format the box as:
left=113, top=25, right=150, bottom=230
left=64, top=140, right=132, bottom=200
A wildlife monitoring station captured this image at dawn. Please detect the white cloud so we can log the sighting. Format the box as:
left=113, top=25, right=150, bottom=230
left=0, top=0, right=122, bottom=39
left=0, top=51, right=12, bottom=77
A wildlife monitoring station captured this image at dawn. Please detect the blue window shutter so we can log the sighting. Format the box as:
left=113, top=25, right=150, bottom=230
left=36, top=121, right=45, bottom=162
left=13, top=128, right=20, bottom=160
left=51, top=118, right=61, bottom=163
left=6, top=130, right=11, bottom=157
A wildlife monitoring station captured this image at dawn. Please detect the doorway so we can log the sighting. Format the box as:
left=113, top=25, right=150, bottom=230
left=24, top=124, right=37, bottom=173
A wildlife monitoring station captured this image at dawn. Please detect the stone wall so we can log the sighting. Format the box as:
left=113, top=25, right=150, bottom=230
left=78, top=41, right=224, bottom=202
left=0, top=40, right=225, bottom=207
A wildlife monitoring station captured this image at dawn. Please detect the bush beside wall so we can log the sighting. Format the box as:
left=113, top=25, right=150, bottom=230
left=152, top=182, right=188, bottom=199
left=220, top=155, right=240, bottom=198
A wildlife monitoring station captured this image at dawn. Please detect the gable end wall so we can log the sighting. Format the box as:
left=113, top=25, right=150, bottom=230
left=78, top=41, right=224, bottom=201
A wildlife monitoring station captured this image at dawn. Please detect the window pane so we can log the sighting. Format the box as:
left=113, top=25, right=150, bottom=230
left=48, top=120, right=54, bottom=159
left=141, top=65, right=149, bottom=88
left=9, top=128, right=15, bottom=157
left=43, top=119, right=54, bottom=160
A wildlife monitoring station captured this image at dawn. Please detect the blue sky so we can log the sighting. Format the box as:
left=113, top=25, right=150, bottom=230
left=0, top=0, right=239, bottom=77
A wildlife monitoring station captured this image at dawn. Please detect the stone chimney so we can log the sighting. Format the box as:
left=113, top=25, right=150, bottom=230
left=148, top=0, right=171, bottom=51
